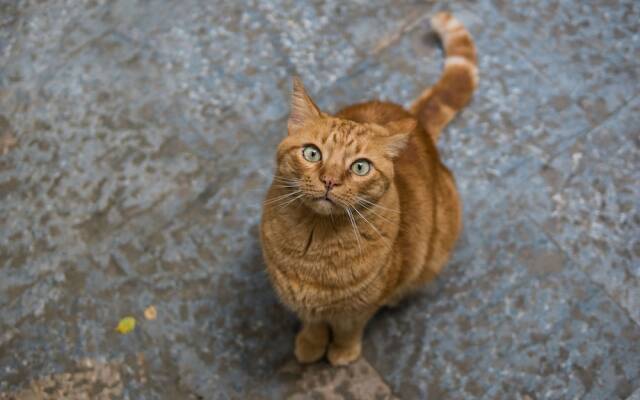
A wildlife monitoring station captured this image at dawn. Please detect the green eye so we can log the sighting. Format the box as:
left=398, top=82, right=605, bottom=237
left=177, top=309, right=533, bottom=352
left=302, top=145, right=322, bottom=162
left=351, top=159, right=371, bottom=176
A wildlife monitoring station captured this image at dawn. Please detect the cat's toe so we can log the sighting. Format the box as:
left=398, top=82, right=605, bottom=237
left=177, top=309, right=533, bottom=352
left=327, top=341, right=362, bottom=366
left=294, top=334, right=327, bottom=364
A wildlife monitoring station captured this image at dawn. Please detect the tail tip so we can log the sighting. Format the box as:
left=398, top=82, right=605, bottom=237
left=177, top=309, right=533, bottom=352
left=430, top=12, right=461, bottom=35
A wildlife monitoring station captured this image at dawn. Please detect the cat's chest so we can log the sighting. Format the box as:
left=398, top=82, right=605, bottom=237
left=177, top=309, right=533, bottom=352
left=267, top=255, right=385, bottom=318
left=263, top=230, right=388, bottom=314
left=261, top=210, right=393, bottom=314
left=266, top=214, right=355, bottom=254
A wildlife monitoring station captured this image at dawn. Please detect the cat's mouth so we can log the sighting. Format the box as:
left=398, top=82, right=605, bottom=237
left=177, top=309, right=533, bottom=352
left=313, top=195, right=336, bottom=205
left=308, top=193, right=339, bottom=214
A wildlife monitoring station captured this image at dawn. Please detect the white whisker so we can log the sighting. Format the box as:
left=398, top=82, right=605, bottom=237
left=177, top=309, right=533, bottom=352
left=277, top=193, right=304, bottom=210
left=248, top=183, right=295, bottom=191
left=338, top=201, right=362, bottom=255
left=352, top=206, right=390, bottom=248
left=356, top=196, right=400, bottom=214
left=263, top=190, right=302, bottom=205
left=272, top=175, right=300, bottom=184
left=272, top=184, right=299, bottom=189
left=356, top=202, right=395, bottom=224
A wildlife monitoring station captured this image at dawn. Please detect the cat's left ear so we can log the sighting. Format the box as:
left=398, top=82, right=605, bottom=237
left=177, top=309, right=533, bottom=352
left=382, top=118, right=416, bottom=158
left=288, top=77, right=322, bottom=134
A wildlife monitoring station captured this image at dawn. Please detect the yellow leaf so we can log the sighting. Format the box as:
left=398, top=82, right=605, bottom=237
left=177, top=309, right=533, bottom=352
left=144, top=306, right=157, bottom=320
left=116, top=317, right=136, bottom=334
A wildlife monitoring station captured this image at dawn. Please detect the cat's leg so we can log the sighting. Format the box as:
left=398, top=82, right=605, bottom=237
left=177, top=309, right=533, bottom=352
left=294, top=320, right=330, bottom=363
left=327, top=311, right=374, bottom=366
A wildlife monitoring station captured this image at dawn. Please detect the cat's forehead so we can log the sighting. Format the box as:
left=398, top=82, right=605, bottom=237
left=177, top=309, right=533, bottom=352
left=317, top=118, right=372, bottom=152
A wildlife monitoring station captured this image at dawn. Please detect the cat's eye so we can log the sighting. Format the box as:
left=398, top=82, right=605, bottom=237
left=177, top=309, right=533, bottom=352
left=351, top=159, right=371, bottom=176
left=302, top=145, right=322, bottom=162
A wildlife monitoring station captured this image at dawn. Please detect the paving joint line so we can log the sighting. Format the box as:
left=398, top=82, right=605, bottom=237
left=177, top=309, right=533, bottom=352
left=524, top=212, right=640, bottom=329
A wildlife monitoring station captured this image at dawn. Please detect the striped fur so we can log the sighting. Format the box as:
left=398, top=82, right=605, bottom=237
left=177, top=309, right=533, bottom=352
left=410, top=12, right=478, bottom=141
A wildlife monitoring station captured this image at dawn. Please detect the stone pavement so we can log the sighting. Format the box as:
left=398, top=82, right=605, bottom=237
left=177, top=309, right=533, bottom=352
left=0, top=0, right=638, bottom=398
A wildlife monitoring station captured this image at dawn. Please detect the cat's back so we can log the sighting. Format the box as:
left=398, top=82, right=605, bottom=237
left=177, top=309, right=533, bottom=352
left=336, top=100, right=412, bottom=126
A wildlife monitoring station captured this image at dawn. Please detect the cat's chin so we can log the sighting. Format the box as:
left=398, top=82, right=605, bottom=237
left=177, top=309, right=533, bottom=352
left=306, top=198, right=338, bottom=216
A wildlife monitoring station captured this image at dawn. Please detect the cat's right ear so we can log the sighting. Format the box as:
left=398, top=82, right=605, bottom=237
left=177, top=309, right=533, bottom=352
left=382, top=118, right=416, bottom=158
left=288, top=77, right=322, bottom=134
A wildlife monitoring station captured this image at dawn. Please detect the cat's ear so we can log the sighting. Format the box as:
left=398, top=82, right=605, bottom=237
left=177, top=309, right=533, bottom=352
left=288, top=77, right=322, bottom=133
left=383, top=118, right=416, bottom=158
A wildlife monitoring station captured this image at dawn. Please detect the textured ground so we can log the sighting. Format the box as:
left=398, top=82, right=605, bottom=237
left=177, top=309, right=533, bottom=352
left=0, top=0, right=639, bottom=399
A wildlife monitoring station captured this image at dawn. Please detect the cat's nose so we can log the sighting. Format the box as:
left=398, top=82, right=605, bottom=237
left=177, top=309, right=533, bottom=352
left=320, top=175, right=341, bottom=190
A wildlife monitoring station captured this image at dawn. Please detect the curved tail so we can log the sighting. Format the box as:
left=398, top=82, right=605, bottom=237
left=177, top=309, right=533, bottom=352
left=410, top=12, right=478, bottom=141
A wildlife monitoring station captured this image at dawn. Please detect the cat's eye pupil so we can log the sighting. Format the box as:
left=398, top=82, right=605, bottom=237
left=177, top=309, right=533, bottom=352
left=302, top=145, right=322, bottom=162
left=351, top=159, right=371, bottom=176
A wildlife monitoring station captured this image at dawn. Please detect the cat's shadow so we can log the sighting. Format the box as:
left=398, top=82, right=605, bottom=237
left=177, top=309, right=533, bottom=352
left=206, top=230, right=297, bottom=381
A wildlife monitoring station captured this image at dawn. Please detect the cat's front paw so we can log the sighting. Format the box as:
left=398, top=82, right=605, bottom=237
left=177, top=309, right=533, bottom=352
left=294, top=332, right=327, bottom=364
left=327, top=341, right=362, bottom=366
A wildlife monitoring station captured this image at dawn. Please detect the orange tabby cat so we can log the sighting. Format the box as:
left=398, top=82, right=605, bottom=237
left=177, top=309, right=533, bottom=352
left=260, top=12, right=477, bottom=366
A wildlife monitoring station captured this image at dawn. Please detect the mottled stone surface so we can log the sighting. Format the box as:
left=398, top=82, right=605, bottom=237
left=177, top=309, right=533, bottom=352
left=0, top=358, right=124, bottom=400
left=0, top=0, right=638, bottom=399
left=629, top=388, right=640, bottom=400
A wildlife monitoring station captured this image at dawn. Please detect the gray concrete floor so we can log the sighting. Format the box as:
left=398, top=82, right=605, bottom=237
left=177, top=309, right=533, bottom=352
left=0, top=0, right=639, bottom=399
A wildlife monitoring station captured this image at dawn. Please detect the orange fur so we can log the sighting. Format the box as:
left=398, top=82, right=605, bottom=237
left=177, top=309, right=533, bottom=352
left=260, top=12, right=477, bottom=366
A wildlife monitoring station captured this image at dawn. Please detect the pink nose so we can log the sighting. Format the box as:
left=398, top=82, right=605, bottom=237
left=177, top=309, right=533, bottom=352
left=320, top=175, right=341, bottom=190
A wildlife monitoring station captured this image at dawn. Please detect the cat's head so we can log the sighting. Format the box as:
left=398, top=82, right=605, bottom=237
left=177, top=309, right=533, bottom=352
left=273, top=78, right=415, bottom=216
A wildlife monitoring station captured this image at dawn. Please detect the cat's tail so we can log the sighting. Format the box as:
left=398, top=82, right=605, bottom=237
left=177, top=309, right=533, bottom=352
left=410, top=12, right=478, bottom=141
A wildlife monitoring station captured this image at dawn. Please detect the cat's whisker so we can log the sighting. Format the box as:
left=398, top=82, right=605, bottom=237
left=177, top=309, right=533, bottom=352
left=264, top=190, right=300, bottom=201
left=337, top=200, right=362, bottom=255
left=346, top=209, right=362, bottom=255
left=352, top=206, right=390, bottom=248
left=272, top=179, right=299, bottom=185
left=277, top=193, right=305, bottom=210
left=359, top=204, right=408, bottom=235
left=272, top=184, right=299, bottom=189
left=358, top=198, right=400, bottom=214
left=263, top=190, right=302, bottom=205
left=272, top=175, right=300, bottom=184
left=249, top=187, right=300, bottom=199
left=356, top=202, right=395, bottom=225
left=356, top=197, right=401, bottom=214
left=271, top=181, right=300, bottom=188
